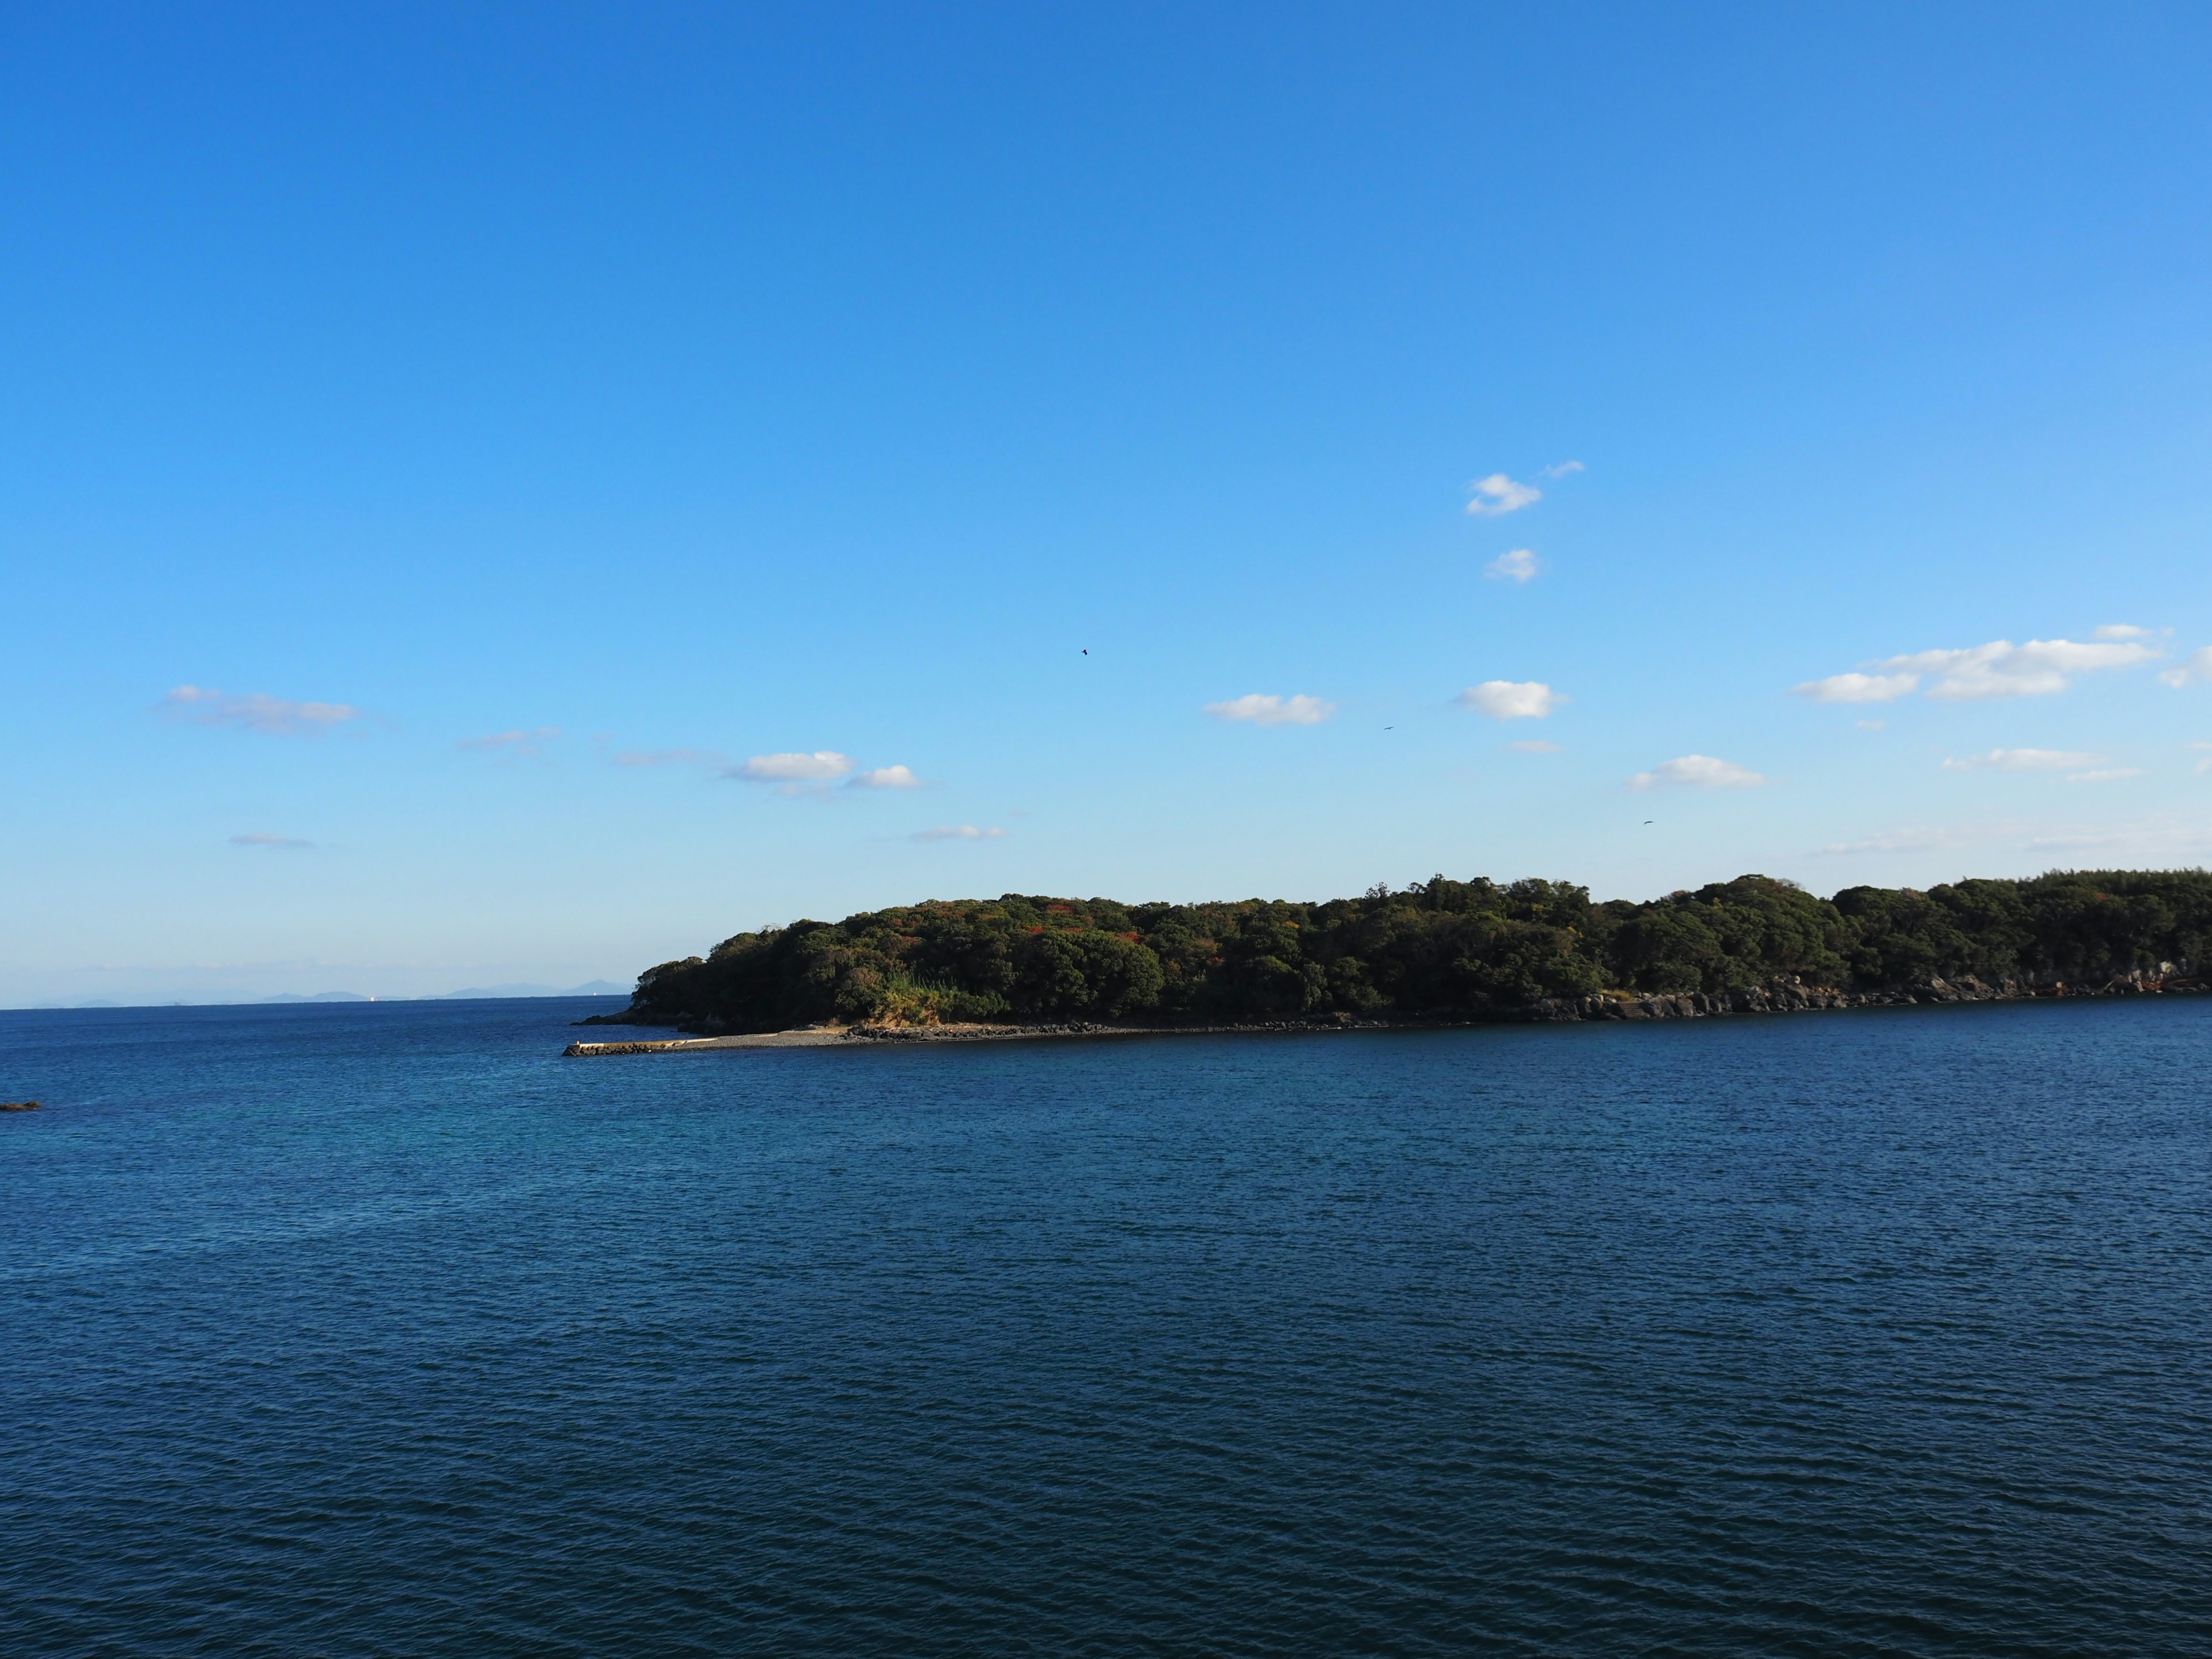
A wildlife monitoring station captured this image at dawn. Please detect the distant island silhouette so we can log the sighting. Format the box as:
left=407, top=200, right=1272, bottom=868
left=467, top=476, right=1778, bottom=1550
left=577, top=870, right=2210, bottom=1043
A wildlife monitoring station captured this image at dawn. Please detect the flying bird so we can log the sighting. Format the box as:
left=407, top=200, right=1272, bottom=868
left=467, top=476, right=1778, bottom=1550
left=1643, top=820, right=1654, bottom=825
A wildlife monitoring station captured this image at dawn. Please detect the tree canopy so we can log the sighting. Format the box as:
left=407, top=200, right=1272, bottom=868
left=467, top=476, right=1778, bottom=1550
left=615, top=870, right=2212, bottom=1034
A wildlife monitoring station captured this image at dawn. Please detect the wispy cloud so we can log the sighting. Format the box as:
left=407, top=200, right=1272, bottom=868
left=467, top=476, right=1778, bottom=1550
left=740, top=751, right=854, bottom=782
left=1485, top=548, right=1539, bottom=582
left=1465, top=474, right=1540, bottom=516
left=851, top=764, right=923, bottom=789
left=1857, top=719, right=1885, bottom=730
left=1797, top=638, right=2157, bottom=703
left=230, top=833, right=315, bottom=849
left=611, top=747, right=727, bottom=769
left=1812, top=822, right=2013, bottom=857
left=2093, top=623, right=2158, bottom=641
left=1941, top=748, right=2101, bottom=772
left=1540, top=460, right=1585, bottom=479
left=912, top=824, right=1006, bottom=842
left=1630, top=755, right=1764, bottom=789
left=2067, top=768, right=2144, bottom=783
left=161, top=685, right=358, bottom=736
left=2159, top=646, right=2212, bottom=688
left=1506, top=739, right=1562, bottom=753
left=1457, top=680, right=1562, bottom=719
left=1205, top=693, right=1335, bottom=726
left=460, top=727, right=559, bottom=757
left=2193, top=743, right=2212, bottom=776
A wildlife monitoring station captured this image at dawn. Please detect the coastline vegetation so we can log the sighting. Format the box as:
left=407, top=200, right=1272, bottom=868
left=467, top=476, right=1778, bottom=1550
left=607, top=870, right=2212, bottom=1035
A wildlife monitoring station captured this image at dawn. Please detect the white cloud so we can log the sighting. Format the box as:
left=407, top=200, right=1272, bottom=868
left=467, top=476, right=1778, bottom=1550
left=740, top=751, right=854, bottom=781
left=1941, top=748, right=2101, bottom=772
left=851, top=764, right=923, bottom=789
left=2093, top=623, right=2157, bottom=641
left=1794, top=672, right=1921, bottom=704
left=1205, top=694, right=1335, bottom=726
left=1885, top=638, right=2154, bottom=699
left=1800, top=637, right=2158, bottom=703
left=1485, top=548, right=1539, bottom=582
left=1457, top=680, right=1562, bottom=719
left=2159, top=646, right=2212, bottom=688
left=1540, top=460, right=1585, bottom=479
left=1506, top=739, right=1562, bottom=753
left=912, top=824, right=1006, bottom=842
left=2067, top=768, right=2144, bottom=783
left=2194, top=743, right=2212, bottom=776
left=1630, top=755, right=1765, bottom=789
left=1465, top=473, right=1540, bottom=516
left=161, top=685, right=358, bottom=736
left=1857, top=719, right=1885, bottom=731
left=460, top=727, right=559, bottom=756
left=230, top=832, right=315, bottom=849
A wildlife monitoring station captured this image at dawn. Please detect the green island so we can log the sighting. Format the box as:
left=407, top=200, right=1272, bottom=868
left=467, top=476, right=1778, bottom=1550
left=578, top=869, right=2210, bottom=1044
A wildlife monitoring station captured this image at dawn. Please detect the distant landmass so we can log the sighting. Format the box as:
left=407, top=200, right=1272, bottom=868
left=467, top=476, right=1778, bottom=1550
left=591, top=869, right=2212, bottom=1036
left=23, top=982, right=630, bottom=1012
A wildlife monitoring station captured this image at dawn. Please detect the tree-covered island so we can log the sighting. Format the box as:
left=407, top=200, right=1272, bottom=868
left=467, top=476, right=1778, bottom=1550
left=591, top=869, right=2211, bottom=1037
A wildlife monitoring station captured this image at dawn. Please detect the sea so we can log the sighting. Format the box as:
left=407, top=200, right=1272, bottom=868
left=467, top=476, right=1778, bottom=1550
left=3, top=995, right=2208, bottom=1657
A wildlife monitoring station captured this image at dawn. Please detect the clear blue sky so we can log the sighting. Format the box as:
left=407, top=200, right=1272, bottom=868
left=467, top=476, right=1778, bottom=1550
left=5, top=2, right=2210, bottom=1004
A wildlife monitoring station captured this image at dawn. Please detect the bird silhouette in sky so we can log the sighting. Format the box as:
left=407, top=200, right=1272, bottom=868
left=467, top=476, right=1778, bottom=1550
left=1643, top=820, right=1654, bottom=825
left=1081, top=649, right=1088, bottom=655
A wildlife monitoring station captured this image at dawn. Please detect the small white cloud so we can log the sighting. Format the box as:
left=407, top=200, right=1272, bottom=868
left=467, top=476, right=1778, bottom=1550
left=1630, top=755, right=1765, bottom=789
left=2067, top=768, right=2144, bottom=783
left=1942, top=748, right=2101, bottom=772
left=2194, top=743, right=2212, bottom=775
left=912, top=824, right=1006, bottom=842
left=1794, top=672, right=1921, bottom=704
left=1484, top=548, right=1539, bottom=582
left=2159, top=646, right=2212, bottom=688
left=2093, top=624, right=2157, bottom=641
left=1540, top=460, right=1585, bottom=479
left=1457, top=680, right=1562, bottom=719
left=851, top=764, right=923, bottom=790
left=1506, top=739, right=1562, bottom=753
left=230, top=833, right=315, bottom=849
left=460, top=727, right=559, bottom=756
left=1465, top=473, right=1541, bottom=516
left=740, top=751, right=854, bottom=782
left=1857, top=719, right=1885, bottom=731
left=1812, top=823, right=2008, bottom=857
left=1204, top=694, right=1335, bottom=726
left=161, top=685, right=358, bottom=736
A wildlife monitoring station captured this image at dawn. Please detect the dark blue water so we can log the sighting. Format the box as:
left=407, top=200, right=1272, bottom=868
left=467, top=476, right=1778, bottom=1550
left=3, top=998, right=2209, bottom=1657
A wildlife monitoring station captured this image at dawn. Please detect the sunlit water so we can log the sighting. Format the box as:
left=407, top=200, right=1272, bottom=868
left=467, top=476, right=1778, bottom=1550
left=3, top=997, right=2209, bottom=1656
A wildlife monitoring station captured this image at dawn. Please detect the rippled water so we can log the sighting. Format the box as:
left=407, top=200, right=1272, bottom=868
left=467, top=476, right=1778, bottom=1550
left=3, top=997, right=2209, bottom=1656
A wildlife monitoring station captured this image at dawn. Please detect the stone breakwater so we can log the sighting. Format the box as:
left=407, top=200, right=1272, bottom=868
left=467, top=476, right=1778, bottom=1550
left=562, top=969, right=2204, bottom=1055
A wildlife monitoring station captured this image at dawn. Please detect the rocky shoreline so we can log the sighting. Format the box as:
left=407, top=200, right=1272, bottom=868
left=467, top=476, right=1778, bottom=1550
left=561, top=969, right=2204, bottom=1055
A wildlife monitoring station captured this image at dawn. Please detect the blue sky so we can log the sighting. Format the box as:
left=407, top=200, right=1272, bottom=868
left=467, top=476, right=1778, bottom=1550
left=4, top=2, right=2210, bottom=1003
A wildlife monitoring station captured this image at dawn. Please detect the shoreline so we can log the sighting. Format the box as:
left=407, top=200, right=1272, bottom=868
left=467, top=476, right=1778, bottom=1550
left=561, top=972, right=2206, bottom=1055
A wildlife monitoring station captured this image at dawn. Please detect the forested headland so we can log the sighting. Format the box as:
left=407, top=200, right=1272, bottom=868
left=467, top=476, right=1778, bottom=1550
left=599, top=870, right=2212, bottom=1036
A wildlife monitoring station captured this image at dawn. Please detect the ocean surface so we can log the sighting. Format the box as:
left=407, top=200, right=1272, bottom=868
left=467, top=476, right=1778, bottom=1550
left=3, top=997, right=2209, bottom=1657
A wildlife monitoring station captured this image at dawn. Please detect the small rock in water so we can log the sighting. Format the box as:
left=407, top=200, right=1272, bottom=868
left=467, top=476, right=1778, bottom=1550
left=0, top=1100, right=40, bottom=1112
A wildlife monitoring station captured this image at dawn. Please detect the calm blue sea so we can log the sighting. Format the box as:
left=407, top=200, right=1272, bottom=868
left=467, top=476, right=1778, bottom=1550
left=3, top=997, right=2209, bottom=1657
